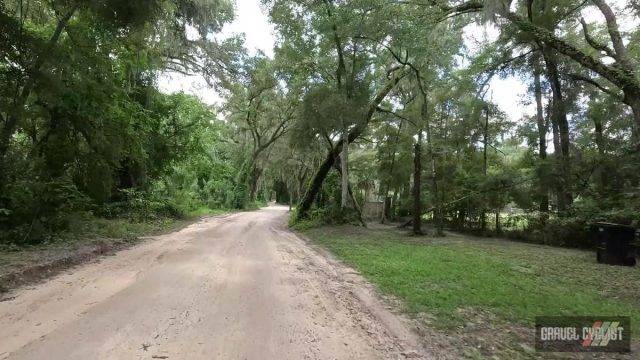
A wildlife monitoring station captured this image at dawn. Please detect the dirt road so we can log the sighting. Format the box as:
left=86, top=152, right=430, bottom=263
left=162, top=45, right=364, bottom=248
left=0, top=205, right=431, bottom=359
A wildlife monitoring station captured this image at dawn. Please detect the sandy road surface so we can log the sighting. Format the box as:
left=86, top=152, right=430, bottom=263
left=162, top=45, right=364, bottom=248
left=0, top=205, right=432, bottom=359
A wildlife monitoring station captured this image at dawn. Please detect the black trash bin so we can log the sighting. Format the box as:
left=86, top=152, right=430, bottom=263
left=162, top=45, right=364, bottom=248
left=591, top=222, right=638, bottom=266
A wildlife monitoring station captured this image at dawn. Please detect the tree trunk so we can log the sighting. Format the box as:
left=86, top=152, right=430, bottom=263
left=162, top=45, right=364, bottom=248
left=333, top=157, right=365, bottom=226
left=348, top=183, right=365, bottom=227
left=423, top=102, right=442, bottom=236
left=381, top=119, right=403, bottom=223
left=550, top=115, right=565, bottom=212
left=340, top=127, right=349, bottom=208
left=593, top=116, right=608, bottom=194
left=412, top=131, right=423, bottom=235
left=296, top=69, right=405, bottom=220
left=382, top=196, right=392, bottom=223
left=295, top=168, right=308, bottom=207
left=297, top=146, right=340, bottom=219
left=431, top=156, right=443, bottom=235
left=625, top=91, right=640, bottom=143
left=542, top=49, right=572, bottom=212
left=481, top=107, right=488, bottom=232
left=249, top=165, right=262, bottom=202
left=457, top=208, right=466, bottom=230
left=392, top=187, right=400, bottom=218
left=533, top=59, right=549, bottom=213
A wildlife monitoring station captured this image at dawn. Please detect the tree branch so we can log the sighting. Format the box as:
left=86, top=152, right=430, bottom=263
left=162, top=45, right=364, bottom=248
left=323, top=0, right=347, bottom=90
left=579, top=17, right=616, bottom=59
left=376, top=106, right=418, bottom=127
left=567, top=73, right=623, bottom=99
left=591, top=0, right=632, bottom=71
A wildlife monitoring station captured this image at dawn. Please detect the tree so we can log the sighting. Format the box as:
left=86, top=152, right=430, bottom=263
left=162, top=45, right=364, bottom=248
left=222, top=56, right=294, bottom=206
left=267, top=0, right=410, bottom=219
left=439, top=0, right=640, bottom=143
left=0, top=0, right=238, bottom=242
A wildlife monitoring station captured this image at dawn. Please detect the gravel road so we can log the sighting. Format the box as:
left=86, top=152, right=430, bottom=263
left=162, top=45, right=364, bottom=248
left=0, top=205, right=431, bottom=359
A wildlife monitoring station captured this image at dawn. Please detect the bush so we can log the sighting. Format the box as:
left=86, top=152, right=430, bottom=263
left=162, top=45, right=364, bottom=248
left=496, top=198, right=640, bottom=249
left=95, top=189, right=185, bottom=221
left=289, top=205, right=361, bottom=230
left=0, top=177, right=91, bottom=244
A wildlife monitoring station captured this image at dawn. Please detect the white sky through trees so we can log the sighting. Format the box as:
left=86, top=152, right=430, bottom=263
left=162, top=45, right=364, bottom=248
left=158, top=0, right=637, bottom=123
left=158, top=0, right=275, bottom=105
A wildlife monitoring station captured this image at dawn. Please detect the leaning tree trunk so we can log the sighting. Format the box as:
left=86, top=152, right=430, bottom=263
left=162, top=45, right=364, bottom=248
left=297, top=146, right=341, bottom=219
left=412, top=131, right=423, bottom=235
left=296, top=70, right=405, bottom=220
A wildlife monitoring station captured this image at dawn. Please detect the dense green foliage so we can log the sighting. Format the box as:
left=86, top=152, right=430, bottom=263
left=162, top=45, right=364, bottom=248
left=269, top=0, right=640, bottom=247
left=0, top=0, right=256, bottom=243
left=2, top=0, right=640, bottom=248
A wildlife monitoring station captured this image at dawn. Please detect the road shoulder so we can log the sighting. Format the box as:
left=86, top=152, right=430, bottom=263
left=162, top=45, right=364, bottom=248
left=0, top=213, right=231, bottom=297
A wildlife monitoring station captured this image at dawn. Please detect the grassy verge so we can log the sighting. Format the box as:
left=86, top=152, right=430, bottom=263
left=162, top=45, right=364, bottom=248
left=302, top=225, right=640, bottom=358
left=0, top=208, right=228, bottom=293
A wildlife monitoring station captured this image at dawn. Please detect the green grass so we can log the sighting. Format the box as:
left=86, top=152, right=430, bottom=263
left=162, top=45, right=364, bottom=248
left=68, top=206, right=231, bottom=240
left=303, top=225, right=640, bottom=335
left=186, top=206, right=230, bottom=218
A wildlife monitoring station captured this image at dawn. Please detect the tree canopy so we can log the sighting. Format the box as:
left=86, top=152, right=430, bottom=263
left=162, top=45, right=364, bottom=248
left=1, top=0, right=639, bottom=246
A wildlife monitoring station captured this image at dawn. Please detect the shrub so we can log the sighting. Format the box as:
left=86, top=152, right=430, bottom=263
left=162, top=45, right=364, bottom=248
left=0, top=177, right=91, bottom=244
left=289, top=205, right=361, bottom=230
left=95, top=189, right=185, bottom=221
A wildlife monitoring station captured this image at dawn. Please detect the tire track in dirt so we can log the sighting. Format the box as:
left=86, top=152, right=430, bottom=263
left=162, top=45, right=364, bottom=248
left=0, top=206, right=437, bottom=359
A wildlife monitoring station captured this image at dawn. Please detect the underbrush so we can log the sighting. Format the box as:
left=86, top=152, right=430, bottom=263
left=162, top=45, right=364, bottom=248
left=0, top=204, right=229, bottom=292
left=443, top=198, right=640, bottom=249
left=0, top=186, right=229, bottom=246
left=66, top=214, right=184, bottom=241
left=289, top=205, right=362, bottom=230
left=244, top=200, right=268, bottom=210
left=0, top=207, right=222, bottom=252
left=470, top=215, right=636, bottom=250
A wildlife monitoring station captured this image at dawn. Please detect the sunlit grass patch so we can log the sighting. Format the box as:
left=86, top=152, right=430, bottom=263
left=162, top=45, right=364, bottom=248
left=303, top=225, right=640, bottom=334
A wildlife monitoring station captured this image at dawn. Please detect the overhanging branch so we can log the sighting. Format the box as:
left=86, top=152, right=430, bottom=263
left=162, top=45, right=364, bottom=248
left=579, top=17, right=617, bottom=60
left=567, top=73, right=623, bottom=99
